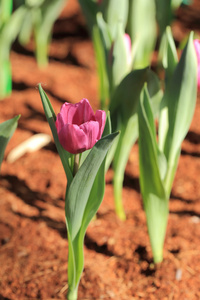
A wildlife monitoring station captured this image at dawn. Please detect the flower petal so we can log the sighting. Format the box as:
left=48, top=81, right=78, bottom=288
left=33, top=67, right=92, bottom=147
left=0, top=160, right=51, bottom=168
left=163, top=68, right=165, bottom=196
left=80, top=121, right=100, bottom=149
left=194, top=39, right=200, bottom=90
left=60, top=102, right=80, bottom=124
left=57, top=123, right=87, bottom=154
left=72, top=98, right=95, bottom=125
left=94, top=110, right=106, bottom=139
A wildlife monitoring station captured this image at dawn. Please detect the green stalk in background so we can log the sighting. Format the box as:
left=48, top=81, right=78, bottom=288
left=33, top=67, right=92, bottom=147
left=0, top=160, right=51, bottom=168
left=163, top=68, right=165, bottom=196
left=155, top=0, right=193, bottom=46
left=78, top=0, right=160, bottom=221
left=128, top=0, right=157, bottom=69
left=0, top=1, right=26, bottom=99
left=15, top=0, right=67, bottom=67
left=138, top=31, right=197, bottom=263
left=0, top=0, right=13, bottom=98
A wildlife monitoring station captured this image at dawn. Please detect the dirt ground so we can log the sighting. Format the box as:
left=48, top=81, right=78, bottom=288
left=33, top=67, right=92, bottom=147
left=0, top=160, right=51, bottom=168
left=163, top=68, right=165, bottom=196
left=0, top=0, right=200, bottom=299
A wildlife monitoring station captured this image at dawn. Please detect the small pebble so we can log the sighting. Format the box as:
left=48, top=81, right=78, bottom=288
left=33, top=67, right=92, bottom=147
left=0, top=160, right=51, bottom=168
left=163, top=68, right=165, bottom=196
left=175, top=268, right=182, bottom=281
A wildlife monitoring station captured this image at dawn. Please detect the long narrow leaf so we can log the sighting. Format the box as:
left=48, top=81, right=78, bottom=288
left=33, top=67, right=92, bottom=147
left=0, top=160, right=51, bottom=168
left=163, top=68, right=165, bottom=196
left=38, top=84, right=73, bottom=184
left=138, top=87, right=168, bottom=262
left=159, top=32, right=197, bottom=181
left=65, top=131, right=119, bottom=240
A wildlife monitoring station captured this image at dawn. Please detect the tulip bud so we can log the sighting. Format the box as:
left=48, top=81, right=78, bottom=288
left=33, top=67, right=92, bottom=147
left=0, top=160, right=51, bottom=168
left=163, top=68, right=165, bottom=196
left=124, top=33, right=132, bottom=67
left=193, top=39, right=200, bottom=90
left=55, top=99, right=106, bottom=154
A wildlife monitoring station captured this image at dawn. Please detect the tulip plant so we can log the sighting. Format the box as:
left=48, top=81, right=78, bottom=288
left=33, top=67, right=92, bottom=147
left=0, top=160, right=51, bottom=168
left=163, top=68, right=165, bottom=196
left=78, top=0, right=159, bottom=220
left=0, top=115, right=20, bottom=170
left=138, top=31, right=197, bottom=263
left=0, top=0, right=26, bottom=98
left=14, top=0, right=67, bottom=67
left=38, top=84, right=119, bottom=299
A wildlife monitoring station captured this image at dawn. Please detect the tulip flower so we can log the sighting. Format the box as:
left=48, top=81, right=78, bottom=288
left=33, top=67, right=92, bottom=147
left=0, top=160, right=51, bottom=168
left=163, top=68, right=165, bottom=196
left=55, top=99, right=106, bottom=154
left=193, top=39, right=200, bottom=90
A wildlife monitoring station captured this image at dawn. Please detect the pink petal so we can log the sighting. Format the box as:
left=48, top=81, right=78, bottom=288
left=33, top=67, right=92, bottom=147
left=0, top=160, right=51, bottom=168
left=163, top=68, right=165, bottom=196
left=55, top=111, right=65, bottom=132
left=57, top=123, right=87, bottom=154
left=80, top=121, right=100, bottom=149
left=194, top=39, right=200, bottom=90
left=124, top=33, right=132, bottom=66
left=58, top=102, right=79, bottom=125
left=95, top=110, right=106, bottom=139
left=72, top=98, right=95, bottom=125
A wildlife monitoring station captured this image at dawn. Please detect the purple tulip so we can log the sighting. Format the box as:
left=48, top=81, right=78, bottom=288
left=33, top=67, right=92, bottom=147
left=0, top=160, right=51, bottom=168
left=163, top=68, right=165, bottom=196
left=193, top=39, right=200, bottom=90
left=55, top=99, right=106, bottom=154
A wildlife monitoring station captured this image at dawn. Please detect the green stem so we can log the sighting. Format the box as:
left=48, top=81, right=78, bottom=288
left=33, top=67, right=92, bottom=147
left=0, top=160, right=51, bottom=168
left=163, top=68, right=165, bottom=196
left=73, top=154, right=80, bottom=176
left=35, top=32, right=49, bottom=67
left=0, top=59, right=12, bottom=99
left=113, top=172, right=126, bottom=220
left=67, top=287, right=78, bottom=300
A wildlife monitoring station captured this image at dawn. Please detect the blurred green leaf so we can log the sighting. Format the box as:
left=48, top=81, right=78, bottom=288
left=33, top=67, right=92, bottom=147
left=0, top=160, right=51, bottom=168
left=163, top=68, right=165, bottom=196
left=0, top=0, right=12, bottom=24
left=158, top=26, right=178, bottom=82
left=111, top=23, right=130, bottom=91
left=159, top=32, right=197, bottom=194
left=92, top=24, right=109, bottom=110
left=0, top=115, right=20, bottom=169
left=106, top=0, right=129, bottom=37
left=129, top=0, right=156, bottom=68
left=110, top=68, right=149, bottom=127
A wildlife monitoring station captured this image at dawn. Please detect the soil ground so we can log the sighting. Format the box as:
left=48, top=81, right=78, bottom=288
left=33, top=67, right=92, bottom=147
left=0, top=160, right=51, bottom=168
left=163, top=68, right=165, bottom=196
left=0, top=0, right=200, bottom=299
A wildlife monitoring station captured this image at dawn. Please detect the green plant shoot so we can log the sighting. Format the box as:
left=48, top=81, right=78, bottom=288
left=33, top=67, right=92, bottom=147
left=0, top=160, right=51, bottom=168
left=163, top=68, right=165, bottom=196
left=138, top=31, right=197, bottom=263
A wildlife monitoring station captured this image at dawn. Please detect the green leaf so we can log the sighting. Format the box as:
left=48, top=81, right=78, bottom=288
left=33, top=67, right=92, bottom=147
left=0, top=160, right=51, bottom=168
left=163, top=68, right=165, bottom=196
left=138, top=86, right=168, bottom=263
left=65, top=131, right=119, bottom=240
left=92, top=24, right=109, bottom=110
left=155, top=0, right=175, bottom=37
left=159, top=32, right=197, bottom=186
left=0, top=6, right=27, bottom=60
left=78, top=0, right=99, bottom=33
left=18, top=10, right=33, bottom=45
left=158, top=26, right=178, bottom=81
left=111, top=23, right=130, bottom=90
left=106, top=0, right=129, bottom=37
left=38, top=84, right=73, bottom=184
left=110, top=68, right=149, bottom=127
left=0, top=115, right=20, bottom=169
left=96, top=13, right=112, bottom=51
left=111, top=69, right=162, bottom=220
left=0, top=0, right=12, bottom=24
left=66, top=131, right=119, bottom=294
left=0, top=59, right=12, bottom=98
left=146, top=69, right=163, bottom=118
left=96, top=13, right=113, bottom=98
left=129, top=0, right=156, bottom=68
left=113, top=113, right=138, bottom=220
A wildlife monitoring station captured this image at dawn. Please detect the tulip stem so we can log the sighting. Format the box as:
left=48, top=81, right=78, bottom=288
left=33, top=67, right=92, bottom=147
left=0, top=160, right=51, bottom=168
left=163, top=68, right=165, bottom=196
left=73, top=154, right=80, bottom=176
